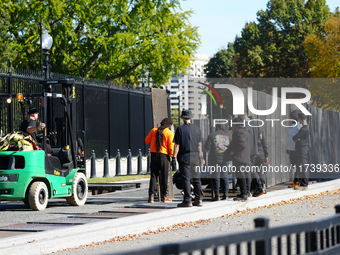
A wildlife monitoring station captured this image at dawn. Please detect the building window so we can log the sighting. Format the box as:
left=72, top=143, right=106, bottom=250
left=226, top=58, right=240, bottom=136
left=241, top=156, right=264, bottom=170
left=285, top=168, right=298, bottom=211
left=171, top=85, right=179, bottom=89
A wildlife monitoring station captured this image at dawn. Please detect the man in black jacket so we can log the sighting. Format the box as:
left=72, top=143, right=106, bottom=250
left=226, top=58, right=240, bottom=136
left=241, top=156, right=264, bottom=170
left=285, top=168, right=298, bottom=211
left=223, top=117, right=251, bottom=202
left=204, top=123, right=231, bottom=200
left=254, top=129, right=269, bottom=194
left=242, top=113, right=263, bottom=197
left=293, top=112, right=309, bottom=191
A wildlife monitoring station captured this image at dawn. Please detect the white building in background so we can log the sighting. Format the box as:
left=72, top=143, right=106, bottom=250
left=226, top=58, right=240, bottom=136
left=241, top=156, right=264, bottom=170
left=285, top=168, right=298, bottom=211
left=165, top=53, right=210, bottom=119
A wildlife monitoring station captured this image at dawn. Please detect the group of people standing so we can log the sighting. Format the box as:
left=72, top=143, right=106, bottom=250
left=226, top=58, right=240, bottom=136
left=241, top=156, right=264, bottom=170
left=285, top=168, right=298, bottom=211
left=145, top=108, right=309, bottom=207
left=223, top=112, right=267, bottom=202
left=145, top=110, right=204, bottom=207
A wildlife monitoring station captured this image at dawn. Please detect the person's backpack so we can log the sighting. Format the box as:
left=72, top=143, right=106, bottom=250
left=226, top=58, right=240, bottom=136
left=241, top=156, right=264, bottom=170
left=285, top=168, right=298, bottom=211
left=172, top=170, right=183, bottom=190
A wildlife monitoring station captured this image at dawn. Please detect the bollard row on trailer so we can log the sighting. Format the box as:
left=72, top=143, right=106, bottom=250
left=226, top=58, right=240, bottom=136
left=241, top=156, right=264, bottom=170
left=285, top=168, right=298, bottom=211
left=90, top=148, right=151, bottom=178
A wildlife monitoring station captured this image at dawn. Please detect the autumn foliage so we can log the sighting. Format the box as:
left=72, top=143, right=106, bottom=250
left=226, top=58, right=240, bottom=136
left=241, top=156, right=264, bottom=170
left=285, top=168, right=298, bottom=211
left=304, top=16, right=340, bottom=110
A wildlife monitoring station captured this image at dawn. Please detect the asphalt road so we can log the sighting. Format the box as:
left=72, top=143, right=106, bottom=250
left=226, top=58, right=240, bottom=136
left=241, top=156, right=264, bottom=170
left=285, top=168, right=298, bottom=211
left=52, top=187, right=340, bottom=255
left=0, top=179, right=151, bottom=228
left=1, top=178, right=339, bottom=255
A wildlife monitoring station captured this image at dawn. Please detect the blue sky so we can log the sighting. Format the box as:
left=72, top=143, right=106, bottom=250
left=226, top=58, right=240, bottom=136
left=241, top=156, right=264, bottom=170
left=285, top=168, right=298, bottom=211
left=180, top=0, right=340, bottom=57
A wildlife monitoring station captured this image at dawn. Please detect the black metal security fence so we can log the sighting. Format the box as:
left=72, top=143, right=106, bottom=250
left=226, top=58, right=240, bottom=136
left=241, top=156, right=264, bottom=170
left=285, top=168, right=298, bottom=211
left=116, top=205, right=340, bottom=255
left=0, top=66, right=154, bottom=159
left=237, top=87, right=340, bottom=187
left=197, top=78, right=340, bottom=188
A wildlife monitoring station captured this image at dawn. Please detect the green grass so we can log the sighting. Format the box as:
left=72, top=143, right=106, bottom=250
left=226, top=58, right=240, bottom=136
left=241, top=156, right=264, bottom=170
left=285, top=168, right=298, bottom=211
left=87, top=171, right=176, bottom=183
left=88, top=174, right=150, bottom=183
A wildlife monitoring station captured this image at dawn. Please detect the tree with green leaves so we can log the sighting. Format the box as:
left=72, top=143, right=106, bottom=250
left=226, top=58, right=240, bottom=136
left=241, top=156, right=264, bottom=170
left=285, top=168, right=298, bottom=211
left=3, top=0, right=200, bottom=86
left=204, top=43, right=235, bottom=78
left=233, top=0, right=331, bottom=78
left=170, top=109, right=180, bottom=130
left=0, top=8, right=15, bottom=67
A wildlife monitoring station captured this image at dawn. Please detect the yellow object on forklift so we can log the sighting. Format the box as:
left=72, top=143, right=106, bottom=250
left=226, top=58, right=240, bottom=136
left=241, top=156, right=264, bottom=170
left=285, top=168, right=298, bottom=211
left=0, top=131, right=37, bottom=152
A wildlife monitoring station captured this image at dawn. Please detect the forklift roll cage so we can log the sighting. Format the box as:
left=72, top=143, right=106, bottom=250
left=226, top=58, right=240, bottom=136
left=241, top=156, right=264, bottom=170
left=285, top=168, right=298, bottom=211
left=0, top=78, right=82, bottom=169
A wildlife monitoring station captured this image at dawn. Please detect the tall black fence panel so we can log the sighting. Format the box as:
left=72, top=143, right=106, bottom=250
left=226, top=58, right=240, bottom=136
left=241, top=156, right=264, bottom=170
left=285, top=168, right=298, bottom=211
left=75, top=85, right=85, bottom=134
left=109, top=89, right=130, bottom=158
left=84, top=86, right=109, bottom=158
left=129, top=92, right=145, bottom=155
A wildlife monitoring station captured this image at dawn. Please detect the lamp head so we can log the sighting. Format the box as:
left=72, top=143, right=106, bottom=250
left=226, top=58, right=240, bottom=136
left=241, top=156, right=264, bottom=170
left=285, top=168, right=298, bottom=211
left=41, top=29, right=53, bottom=50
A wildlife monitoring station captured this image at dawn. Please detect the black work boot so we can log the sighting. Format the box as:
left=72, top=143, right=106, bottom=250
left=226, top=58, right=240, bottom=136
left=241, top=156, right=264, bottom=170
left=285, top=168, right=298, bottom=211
left=193, top=198, right=203, bottom=206
left=177, top=201, right=193, bottom=207
left=233, top=195, right=248, bottom=202
left=148, top=195, right=154, bottom=203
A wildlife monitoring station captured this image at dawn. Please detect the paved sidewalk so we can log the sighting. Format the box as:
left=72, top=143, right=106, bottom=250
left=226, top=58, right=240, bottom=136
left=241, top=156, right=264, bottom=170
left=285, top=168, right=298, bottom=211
left=1, top=178, right=340, bottom=255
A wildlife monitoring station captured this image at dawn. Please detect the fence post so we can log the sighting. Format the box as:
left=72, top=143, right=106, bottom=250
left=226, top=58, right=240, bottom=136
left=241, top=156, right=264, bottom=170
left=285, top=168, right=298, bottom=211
left=115, top=149, right=121, bottom=176
left=254, top=218, right=270, bottom=255
left=127, top=149, right=132, bottom=175
left=90, top=150, right=97, bottom=178
left=336, top=205, right=340, bottom=244
left=137, top=149, right=143, bottom=174
left=103, top=149, right=110, bottom=177
left=147, top=148, right=151, bottom=174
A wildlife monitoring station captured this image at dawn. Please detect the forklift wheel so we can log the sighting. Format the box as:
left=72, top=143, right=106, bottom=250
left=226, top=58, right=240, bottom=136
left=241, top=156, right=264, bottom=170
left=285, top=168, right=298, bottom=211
left=66, top=172, right=88, bottom=206
left=28, top=182, right=48, bottom=211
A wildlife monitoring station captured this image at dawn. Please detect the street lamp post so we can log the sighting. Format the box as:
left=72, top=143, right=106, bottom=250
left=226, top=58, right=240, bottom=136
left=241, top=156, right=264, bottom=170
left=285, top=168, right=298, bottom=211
left=39, top=23, right=53, bottom=79
left=178, top=85, right=182, bottom=127
left=39, top=23, right=53, bottom=140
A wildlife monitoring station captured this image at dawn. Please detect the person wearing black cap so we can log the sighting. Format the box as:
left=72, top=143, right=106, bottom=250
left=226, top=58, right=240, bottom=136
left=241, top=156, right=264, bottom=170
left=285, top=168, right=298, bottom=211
left=292, top=112, right=309, bottom=191
left=173, top=109, right=204, bottom=207
left=19, top=107, right=46, bottom=143
left=223, top=116, right=251, bottom=202
left=286, top=110, right=302, bottom=188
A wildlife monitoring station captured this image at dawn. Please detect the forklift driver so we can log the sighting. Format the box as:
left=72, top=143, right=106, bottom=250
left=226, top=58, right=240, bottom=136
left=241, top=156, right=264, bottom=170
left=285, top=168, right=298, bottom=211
left=19, top=107, right=46, bottom=144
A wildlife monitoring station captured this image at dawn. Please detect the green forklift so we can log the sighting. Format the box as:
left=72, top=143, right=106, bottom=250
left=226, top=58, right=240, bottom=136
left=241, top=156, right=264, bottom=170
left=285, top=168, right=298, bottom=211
left=0, top=78, right=88, bottom=211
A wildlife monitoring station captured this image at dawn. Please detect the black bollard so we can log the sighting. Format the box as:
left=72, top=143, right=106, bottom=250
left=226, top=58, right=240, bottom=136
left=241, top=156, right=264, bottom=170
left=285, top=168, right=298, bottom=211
left=127, top=149, right=132, bottom=175
left=103, top=149, right=110, bottom=177
left=146, top=148, right=151, bottom=174
left=137, top=149, right=143, bottom=174
left=115, top=149, right=121, bottom=176
left=90, top=150, right=97, bottom=178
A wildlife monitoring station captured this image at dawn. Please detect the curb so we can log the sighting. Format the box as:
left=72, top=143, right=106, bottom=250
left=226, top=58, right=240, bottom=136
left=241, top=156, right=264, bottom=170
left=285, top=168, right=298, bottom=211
left=1, top=179, right=340, bottom=254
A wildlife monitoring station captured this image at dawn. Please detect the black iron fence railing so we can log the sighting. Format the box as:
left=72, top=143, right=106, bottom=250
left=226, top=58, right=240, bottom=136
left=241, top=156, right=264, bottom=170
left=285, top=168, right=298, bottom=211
left=115, top=205, right=340, bottom=255
left=0, top=66, right=155, bottom=159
